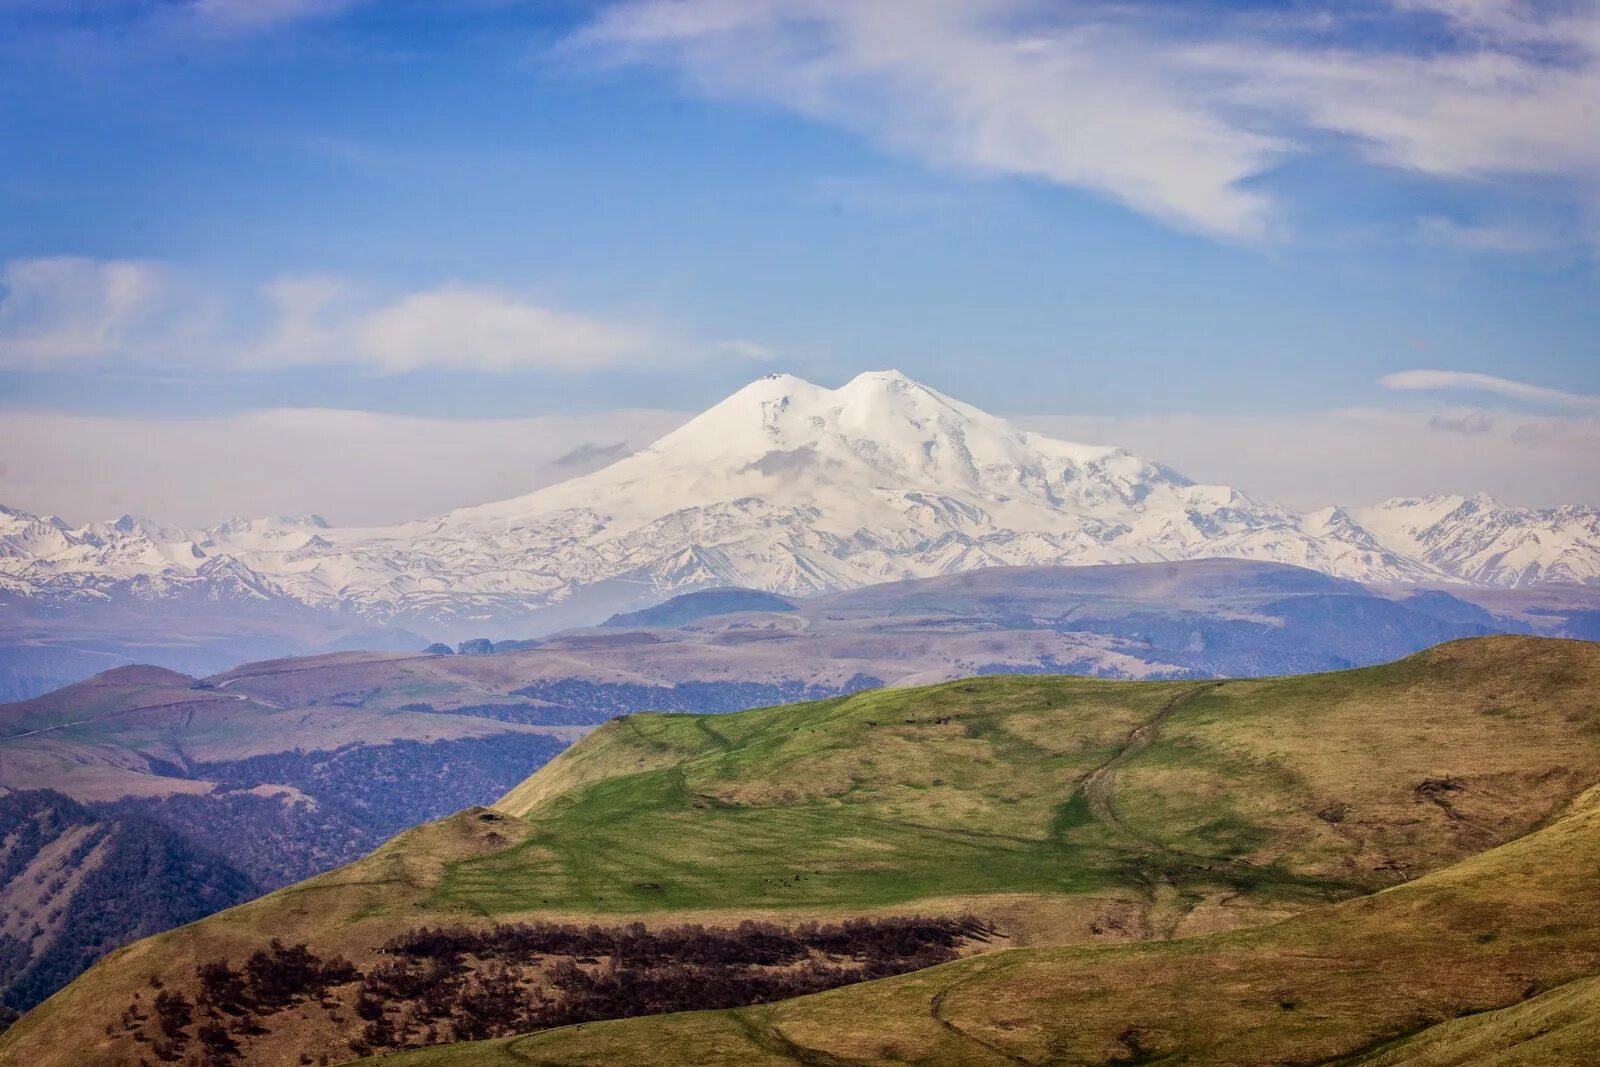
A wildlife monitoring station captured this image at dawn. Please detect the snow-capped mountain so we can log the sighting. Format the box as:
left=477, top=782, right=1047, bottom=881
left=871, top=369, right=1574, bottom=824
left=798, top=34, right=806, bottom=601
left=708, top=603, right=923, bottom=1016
left=1, top=371, right=1595, bottom=633
left=1354, top=495, right=1600, bottom=587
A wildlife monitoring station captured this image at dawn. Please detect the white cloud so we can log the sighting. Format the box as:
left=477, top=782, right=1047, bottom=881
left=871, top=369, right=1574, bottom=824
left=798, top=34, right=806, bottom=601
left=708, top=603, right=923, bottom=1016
left=243, top=274, right=352, bottom=367
left=577, top=0, right=1281, bottom=239
left=2, top=401, right=1594, bottom=528
left=0, top=259, right=766, bottom=374
left=0, top=407, right=691, bottom=527
left=242, top=276, right=655, bottom=372
left=0, top=258, right=178, bottom=366
left=351, top=287, right=649, bottom=373
left=1017, top=406, right=1600, bottom=510
left=1200, top=34, right=1600, bottom=185
left=1378, top=369, right=1600, bottom=411
left=574, top=0, right=1600, bottom=241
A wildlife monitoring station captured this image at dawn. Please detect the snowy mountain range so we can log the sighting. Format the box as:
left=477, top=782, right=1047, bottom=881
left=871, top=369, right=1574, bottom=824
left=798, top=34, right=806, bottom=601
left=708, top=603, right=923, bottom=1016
left=3, top=370, right=1597, bottom=635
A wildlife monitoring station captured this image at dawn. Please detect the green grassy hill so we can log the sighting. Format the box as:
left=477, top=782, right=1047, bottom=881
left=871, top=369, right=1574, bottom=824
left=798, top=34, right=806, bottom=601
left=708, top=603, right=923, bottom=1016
left=492, top=633, right=1599, bottom=920
left=4, top=635, right=1598, bottom=1066
left=356, top=778, right=1600, bottom=1067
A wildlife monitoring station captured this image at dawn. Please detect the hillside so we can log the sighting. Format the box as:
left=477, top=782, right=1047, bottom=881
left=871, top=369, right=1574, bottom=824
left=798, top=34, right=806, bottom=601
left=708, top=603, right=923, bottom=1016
left=0, top=592, right=422, bottom=703
left=206, top=560, right=1594, bottom=700
left=601, top=587, right=797, bottom=629
left=4, top=636, right=1598, bottom=1066
left=7, top=555, right=1597, bottom=705
left=0, top=662, right=575, bottom=802
left=0, top=790, right=256, bottom=1013
left=359, top=774, right=1600, bottom=1067
left=0, top=665, right=572, bottom=1010
left=14, top=560, right=1543, bottom=806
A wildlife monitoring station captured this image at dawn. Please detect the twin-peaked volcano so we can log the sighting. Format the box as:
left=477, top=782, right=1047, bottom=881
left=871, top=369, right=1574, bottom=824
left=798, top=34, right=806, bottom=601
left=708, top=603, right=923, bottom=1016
left=1, top=370, right=1596, bottom=634
left=430, top=370, right=1424, bottom=594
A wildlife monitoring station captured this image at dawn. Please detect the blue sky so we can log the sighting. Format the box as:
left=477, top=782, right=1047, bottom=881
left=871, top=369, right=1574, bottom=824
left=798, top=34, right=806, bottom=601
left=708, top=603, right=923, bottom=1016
left=0, top=0, right=1596, bottom=522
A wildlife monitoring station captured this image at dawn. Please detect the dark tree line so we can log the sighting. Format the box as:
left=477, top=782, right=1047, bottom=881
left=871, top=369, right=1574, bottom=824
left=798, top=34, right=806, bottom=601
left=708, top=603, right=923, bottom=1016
left=122, top=940, right=359, bottom=1066
left=385, top=915, right=988, bottom=968
left=352, top=915, right=989, bottom=1055
left=113, top=915, right=989, bottom=1063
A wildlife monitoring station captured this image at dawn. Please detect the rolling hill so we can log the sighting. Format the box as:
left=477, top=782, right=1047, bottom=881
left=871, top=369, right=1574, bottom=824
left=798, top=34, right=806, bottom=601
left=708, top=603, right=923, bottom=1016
left=4, top=635, right=1597, bottom=1066
left=359, top=770, right=1600, bottom=1067
left=16, top=559, right=1563, bottom=808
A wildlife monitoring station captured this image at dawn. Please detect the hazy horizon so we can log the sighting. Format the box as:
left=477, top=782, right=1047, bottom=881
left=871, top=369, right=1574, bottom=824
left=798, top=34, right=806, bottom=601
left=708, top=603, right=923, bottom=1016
left=1, top=1, right=1596, bottom=521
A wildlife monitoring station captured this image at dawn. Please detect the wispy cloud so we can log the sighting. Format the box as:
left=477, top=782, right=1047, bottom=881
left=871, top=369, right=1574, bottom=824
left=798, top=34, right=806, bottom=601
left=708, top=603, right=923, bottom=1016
left=188, top=0, right=362, bottom=31
left=0, top=258, right=772, bottom=375
left=0, top=257, right=157, bottom=364
left=0, top=407, right=686, bottom=526
left=5, top=401, right=1595, bottom=527
left=0, top=257, right=215, bottom=367
left=349, top=287, right=649, bottom=373
left=1379, top=369, right=1600, bottom=411
left=554, top=440, right=633, bottom=469
left=576, top=0, right=1282, bottom=240
left=245, top=279, right=653, bottom=372
left=1414, top=216, right=1571, bottom=255
left=573, top=0, right=1600, bottom=242
left=1019, top=405, right=1600, bottom=509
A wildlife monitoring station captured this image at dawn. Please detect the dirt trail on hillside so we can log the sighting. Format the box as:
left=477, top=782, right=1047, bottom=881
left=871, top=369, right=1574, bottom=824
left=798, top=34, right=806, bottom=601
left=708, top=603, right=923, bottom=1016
left=0, top=689, right=281, bottom=742
left=929, top=964, right=1035, bottom=1066
left=1081, top=683, right=1220, bottom=844
left=1071, top=682, right=1225, bottom=940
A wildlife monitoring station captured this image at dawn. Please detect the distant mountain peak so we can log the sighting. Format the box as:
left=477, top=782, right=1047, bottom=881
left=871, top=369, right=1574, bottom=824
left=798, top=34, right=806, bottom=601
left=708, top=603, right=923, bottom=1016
left=0, top=372, right=1596, bottom=634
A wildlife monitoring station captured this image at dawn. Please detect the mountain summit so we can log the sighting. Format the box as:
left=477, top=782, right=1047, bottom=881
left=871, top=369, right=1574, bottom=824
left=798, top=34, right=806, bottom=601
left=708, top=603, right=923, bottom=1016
left=2, top=371, right=1596, bottom=632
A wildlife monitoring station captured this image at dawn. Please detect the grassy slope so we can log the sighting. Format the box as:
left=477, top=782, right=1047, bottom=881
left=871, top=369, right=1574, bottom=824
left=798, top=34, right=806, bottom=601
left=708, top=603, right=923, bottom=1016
left=4, top=636, right=1598, bottom=1065
left=0, top=665, right=202, bottom=734
left=1350, top=975, right=1600, bottom=1065
left=353, top=781, right=1600, bottom=1067
left=490, top=635, right=1599, bottom=918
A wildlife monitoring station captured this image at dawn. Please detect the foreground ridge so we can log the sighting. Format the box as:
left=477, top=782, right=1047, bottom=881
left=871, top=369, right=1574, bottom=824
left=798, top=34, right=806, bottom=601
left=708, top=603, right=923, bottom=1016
left=4, top=636, right=1598, bottom=1066
left=362, top=777, right=1600, bottom=1067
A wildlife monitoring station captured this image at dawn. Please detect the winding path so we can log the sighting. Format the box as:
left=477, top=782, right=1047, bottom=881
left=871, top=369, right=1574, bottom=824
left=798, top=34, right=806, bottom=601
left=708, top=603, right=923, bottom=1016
left=1079, top=682, right=1221, bottom=845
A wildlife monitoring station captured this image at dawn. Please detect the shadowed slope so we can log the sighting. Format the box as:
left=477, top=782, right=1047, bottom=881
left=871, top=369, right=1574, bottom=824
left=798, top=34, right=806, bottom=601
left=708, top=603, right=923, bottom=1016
left=1348, top=975, right=1600, bottom=1065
